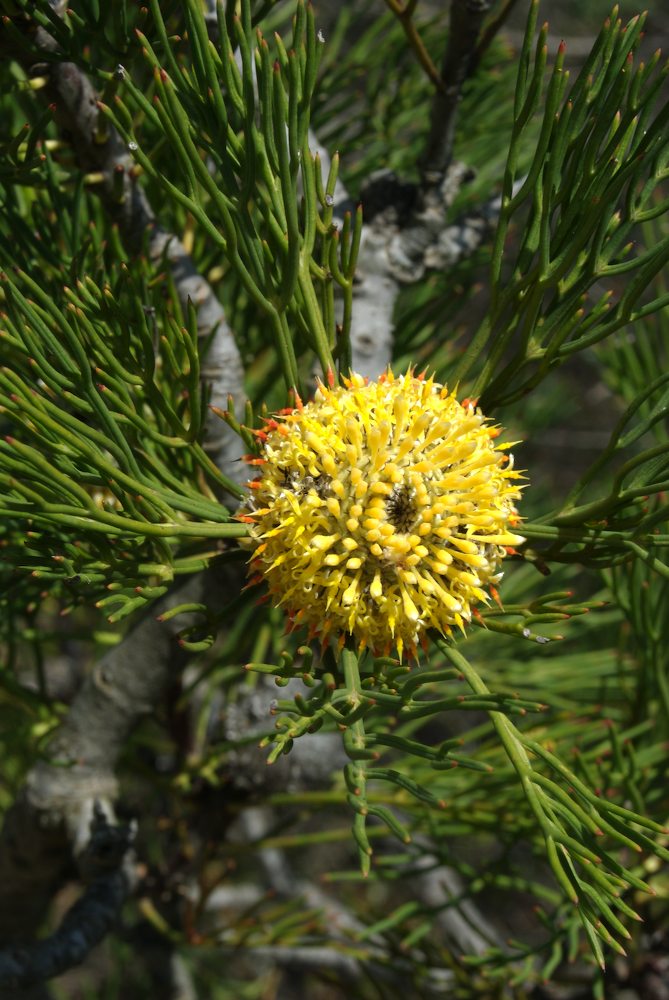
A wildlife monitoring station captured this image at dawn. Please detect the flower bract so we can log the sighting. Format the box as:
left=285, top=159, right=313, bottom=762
left=243, top=370, right=525, bottom=659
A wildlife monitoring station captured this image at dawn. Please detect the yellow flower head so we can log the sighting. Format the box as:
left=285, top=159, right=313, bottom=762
left=242, top=370, right=524, bottom=659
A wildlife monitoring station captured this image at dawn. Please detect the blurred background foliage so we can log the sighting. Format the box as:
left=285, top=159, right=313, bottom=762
left=0, top=0, right=668, bottom=998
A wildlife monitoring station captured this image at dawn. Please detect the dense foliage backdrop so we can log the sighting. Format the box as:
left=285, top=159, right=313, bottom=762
left=0, top=2, right=668, bottom=998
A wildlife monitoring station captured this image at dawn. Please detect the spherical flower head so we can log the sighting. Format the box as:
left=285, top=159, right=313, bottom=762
left=242, top=370, right=525, bottom=659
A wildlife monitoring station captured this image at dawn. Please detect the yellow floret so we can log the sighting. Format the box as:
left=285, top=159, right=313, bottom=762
left=242, top=370, right=525, bottom=659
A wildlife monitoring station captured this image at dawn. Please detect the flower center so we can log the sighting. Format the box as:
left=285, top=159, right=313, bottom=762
left=384, top=483, right=417, bottom=533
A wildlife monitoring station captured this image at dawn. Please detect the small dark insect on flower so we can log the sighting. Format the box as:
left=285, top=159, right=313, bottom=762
left=279, top=468, right=331, bottom=498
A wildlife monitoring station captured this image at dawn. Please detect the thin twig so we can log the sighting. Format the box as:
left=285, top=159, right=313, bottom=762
left=211, top=942, right=454, bottom=996
left=308, top=132, right=394, bottom=378
left=473, top=0, right=522, bottom=68
left=421, top=0, right=494, bottom=186
left=383, top=0, right=444, bottom=91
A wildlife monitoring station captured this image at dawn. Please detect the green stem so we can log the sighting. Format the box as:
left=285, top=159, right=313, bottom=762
left=436, top=638, right=579, bottom=902
left=340, top=643, right=373, bottom=875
